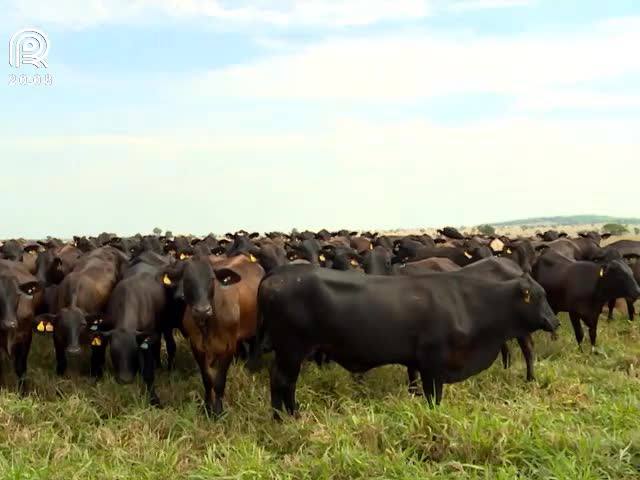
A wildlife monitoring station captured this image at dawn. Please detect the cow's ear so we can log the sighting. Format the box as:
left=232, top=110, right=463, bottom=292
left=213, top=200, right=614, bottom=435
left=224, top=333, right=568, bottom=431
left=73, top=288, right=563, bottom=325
left=349, top=254, right=363, bottom=267
left=578, top=232, right=588, bottom=238
left=558, top=232, right=568, bottom=238
left=190, top=238, right=201, bottom=246
left=218, top=239, right=231, bottom=247
left=19, top=281, right=41, bottom=297
left=601, top=233, right=612, bottom=240
left=211, top=246, right=226, bottom=256
left=434, top=238, right=447, bottom=244
left=159, top=265, right=183, bottom=287
left=536, top=233, right=544, bottom=239
left=225, top=233, right=235, bottom=240
left=213, top=268, right=242, bottom=286
left=33, top=314, right=56, bottom=333
left=535, top=244, right=549, bottom=252
left=249, top=232, right=260, bottom=239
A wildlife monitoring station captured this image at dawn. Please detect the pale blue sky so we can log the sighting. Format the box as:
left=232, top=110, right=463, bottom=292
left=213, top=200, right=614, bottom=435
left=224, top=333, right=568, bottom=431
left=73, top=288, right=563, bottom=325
left=2, top=1, right=639, bottom=238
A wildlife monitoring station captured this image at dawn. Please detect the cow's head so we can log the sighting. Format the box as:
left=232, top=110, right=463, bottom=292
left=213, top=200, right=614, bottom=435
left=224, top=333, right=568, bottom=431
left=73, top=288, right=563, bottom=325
left=514, top=275, right=559, bottom=333
left=1, top=275, right=40, bottom=332
left=598, top=260, right=640, bottom=301
left=33, top=308, right=101, bottom=355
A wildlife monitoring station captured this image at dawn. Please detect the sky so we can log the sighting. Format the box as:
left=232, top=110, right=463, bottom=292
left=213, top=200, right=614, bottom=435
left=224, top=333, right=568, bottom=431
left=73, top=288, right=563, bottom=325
left=2, top=0, right=639, bottom=238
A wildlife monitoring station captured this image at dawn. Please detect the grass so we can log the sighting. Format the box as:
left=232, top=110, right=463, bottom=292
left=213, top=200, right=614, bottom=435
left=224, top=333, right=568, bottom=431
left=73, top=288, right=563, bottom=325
left=2, top=311, right=640, bottom=479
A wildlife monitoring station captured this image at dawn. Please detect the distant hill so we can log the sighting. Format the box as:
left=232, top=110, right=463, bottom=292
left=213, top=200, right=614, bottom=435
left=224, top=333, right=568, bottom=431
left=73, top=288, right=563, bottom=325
left=492, top=215, right=640, bottom=227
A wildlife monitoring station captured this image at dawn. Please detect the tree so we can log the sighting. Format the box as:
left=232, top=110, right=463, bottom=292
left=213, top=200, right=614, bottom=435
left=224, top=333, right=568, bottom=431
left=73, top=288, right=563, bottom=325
left=165, top=230, right=173, bottom=239
left=602, top=223, right=628, bottom=236
left=477, top=224, right=496, bottom=236
left=634, top=227, right=640, bottom=235
left=153, top=227, right=162, bottom=236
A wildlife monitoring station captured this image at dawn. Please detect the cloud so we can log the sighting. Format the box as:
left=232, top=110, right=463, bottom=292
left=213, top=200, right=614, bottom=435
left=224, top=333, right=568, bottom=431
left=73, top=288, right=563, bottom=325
left=513, top=90, right=640, bottom=112
left=3, top=114, right=638, bottom=238
left=6, top=0, right=432, bottom=30
left=447, top=0, right=534, bottom=12
left=186, top=19, right=640, bottom=112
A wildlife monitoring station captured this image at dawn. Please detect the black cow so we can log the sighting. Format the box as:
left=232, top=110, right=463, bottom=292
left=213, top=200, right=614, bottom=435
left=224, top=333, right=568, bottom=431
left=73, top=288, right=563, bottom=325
left=533, top=250, right=640, bottom=350
left=0, top=259, right=42, bottom=392
left=91, top=266, right=171, bottom=405
left=259, top=265, right=558, bottom=418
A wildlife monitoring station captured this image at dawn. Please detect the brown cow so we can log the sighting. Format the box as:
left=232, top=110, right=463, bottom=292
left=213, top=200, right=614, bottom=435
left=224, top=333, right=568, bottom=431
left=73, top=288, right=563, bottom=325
left=166, top=254, right=264, bottom=415
left=34, top=246, right=125, bottom=375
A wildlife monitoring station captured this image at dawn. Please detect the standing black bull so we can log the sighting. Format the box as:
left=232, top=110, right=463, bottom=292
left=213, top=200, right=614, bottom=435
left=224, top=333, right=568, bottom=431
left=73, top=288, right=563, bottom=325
left=258, top=265, right=558, bottom=418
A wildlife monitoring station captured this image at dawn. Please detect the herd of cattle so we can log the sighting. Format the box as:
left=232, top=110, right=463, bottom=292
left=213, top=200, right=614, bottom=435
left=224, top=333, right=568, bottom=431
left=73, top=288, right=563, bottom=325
left=1, top=227, right=639, bottom=418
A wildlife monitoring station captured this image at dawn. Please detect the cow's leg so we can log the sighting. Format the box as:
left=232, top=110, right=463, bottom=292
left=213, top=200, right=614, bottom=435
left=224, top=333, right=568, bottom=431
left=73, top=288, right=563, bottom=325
left=152, top=338, right=161, bottom=370
left=13, top=338, right=32, bottom=395
left=270, top=351, right=303, bottom=420
left=211, top=355, right=233, bottom=416
left=586, top=315, right=600, bottom=352
left=420, top=372, right=443, bottom=407
left=193, top=349, right=216, bottom=415
left=607, top=298, right=616, bottom=321
left=90, top=344, right=106, bottom=379
left=517, top=335, right=535, bottom=382
left=569, top=312, right=584, bottom=350
left=627, top=298, right=636, bottom=321
left=163, top=329, right=177, bottom=371
left=141, top=344, right=160, bottom=407
left=54, top=340, right=67, bottom=376
left=501, top=343, right=511, bottom=369
left=407, top=368, right=420, bottom=395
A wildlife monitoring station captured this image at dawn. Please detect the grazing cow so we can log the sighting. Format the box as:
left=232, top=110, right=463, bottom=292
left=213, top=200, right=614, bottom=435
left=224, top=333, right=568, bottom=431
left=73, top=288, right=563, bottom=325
left=363, top=246, right=393, bottom=275
left=500, top=240, right=536, bottom=272
left=33, top=247, right=125, bottom=375
left=604, top=240, right=640, bottom=258
left=249, top=242, right=288, bottom=274
left=396, top=257, right=538, bottom=381
left=320, top=245, right=363, bottom=271
left=607, top=258, right=640, bottom=321
left=393, top=243, right=491, bottom=267
left=437, top=227, right=465, bottom=240
left=0, top=259, right=42, bottom=392
left=285, top=239, right=323, bottom=265
left=91, top=265, right=172, bottom=405
left=35, top=244, right=82, bottom=286
left=259, top=265, right=558, bottom=418
left=165, top=254, right=264, bottom=415
left=536, top=230, right=568, bottom=242
left=1, top=240, right=24, bottom=261
left=21, top=243, right=41, bottom=274
left=532, top=250, right=640, bottom=350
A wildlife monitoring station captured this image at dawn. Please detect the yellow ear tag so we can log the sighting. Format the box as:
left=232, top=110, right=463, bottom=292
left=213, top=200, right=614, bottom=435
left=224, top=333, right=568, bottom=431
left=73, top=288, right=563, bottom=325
left=45, top=322, right=54, bottom=332
left=369, top=244, right=373, bottom=250
left=37, top=321, right=45, bottom=332
left=350, top=259, right=359, bottom=267
left=179, top=253, right=187, bottom=260
left=91, top=337, right=102, bottom=347
left=506, top=248, right=512, bottom=254
left=464, top=251, right=473, bottom=259
left=249, top=254, right=257, bottom=263
left=524, top=290, right=531, bottom=304
left=163, top=274, right=172, bottom=286
left=319, top=254, right=326, bottom=262
left=599, top=267, right=604, bottom=278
